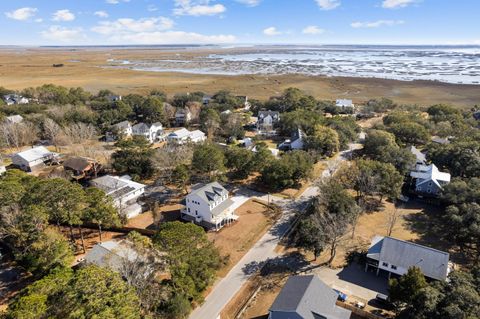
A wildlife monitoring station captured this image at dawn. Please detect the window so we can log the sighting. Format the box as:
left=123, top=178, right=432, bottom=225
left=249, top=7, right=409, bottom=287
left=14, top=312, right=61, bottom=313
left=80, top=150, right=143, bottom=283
left=391, top=265, right=397, bottom=270
left=188, top=208, right=190, bottom=212
left=382, top=262, right=389, bottom=267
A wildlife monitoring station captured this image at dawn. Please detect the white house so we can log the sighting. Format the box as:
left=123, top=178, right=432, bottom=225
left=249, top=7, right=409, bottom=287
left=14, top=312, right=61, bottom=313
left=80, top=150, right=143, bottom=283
left=111, top=120, right=132, bottom=138
left=90, top=175, right=146, bottom=219
left=175, top=108, right=192, bottom=125
left=366, top=235, right=451, bottom=281
left=3, top=94, right=29, bottom=106
left=107, top=95, right=122, bottom=102
left=257, top=110, right=280, bottom=133
left=5, top=115, right=24, bottom=124
left=11, top=146, right=58, bottom=172
left=181, top=182, right=237, bottom=230
left=336, top=99, right=355, bottom=112
left=167, top=128, right=206, bottom=144
left=278, top=128, right=305, bottom=151
left=132, top=122, right=164, bottom=143
left=410, top=163, right=451, bottom=196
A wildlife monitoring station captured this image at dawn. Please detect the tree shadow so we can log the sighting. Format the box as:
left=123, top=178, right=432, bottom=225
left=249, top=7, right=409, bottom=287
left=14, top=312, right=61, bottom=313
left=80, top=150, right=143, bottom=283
left=242, top=252, right=309, bottom=276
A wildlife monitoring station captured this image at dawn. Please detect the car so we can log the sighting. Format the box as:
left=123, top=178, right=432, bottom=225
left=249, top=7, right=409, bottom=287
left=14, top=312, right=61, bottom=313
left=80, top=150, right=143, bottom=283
left=374, top=293, right=393, bottom=310
left=333, top=289, right=348, bottom=302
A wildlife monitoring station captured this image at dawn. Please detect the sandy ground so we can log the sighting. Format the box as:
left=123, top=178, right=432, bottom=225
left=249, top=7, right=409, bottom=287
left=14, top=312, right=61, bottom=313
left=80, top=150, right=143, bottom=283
left=208, top=199, right=279, bottom=278
left=0, top=48, right=479, bottom=107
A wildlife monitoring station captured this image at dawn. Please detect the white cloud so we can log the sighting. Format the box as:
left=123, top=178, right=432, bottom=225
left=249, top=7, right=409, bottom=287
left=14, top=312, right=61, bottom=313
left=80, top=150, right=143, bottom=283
left=106, top=0, right=131, bottom=4
left=52, top=9, right=75, bottom=22
left=174, top=0, right=226, bottom=16
left=302, top=25, right=325, bottom=35
left=315, top=0, right=340, bottom=10
left=5, top=7, right=37, bottom=21
left=263, top=27, right=281, bottom=36
left=351, top=20, right=405, bottom=28
left=35, top=18, right=43, bottom=23
left=92, top=13, right=234, bottom=44
left=94, top=11, right=109, bottom=18
left=92, top=17, right=174, bottom=35
left=382, top=0, right=418, bottom=9
left=236, top=0, right=262, bottom=7
left=40, top=25, right=86, bottom=42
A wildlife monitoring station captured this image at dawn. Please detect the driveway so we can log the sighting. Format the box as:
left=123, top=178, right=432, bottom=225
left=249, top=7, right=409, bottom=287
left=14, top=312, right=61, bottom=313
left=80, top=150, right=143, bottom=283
left=308, top=263, right=389, bottom=302
left=189, top=141, right=364, bottom=319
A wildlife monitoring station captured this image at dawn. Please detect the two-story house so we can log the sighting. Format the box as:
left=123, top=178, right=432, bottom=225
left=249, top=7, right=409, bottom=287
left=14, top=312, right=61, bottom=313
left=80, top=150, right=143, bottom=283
left=132, top=122, right=164, bottom=143
left=90, top=175, right=146, bottom=219
left=257, top=110, right=280, bottom=133
left=175, top=108, right=192, bottom=126
left=278, top=128, right=305, bottom=151
left=410, top=163, right=451, bottom=196
left=181, top=182, right=237, bottom=230
left=3, top=94, right=29, bottom=106
left=111, top=120, right=133, bottom=139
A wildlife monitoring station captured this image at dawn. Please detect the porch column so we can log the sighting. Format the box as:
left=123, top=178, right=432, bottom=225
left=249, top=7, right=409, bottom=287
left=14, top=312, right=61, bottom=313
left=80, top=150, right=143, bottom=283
left=376, top=267, right=380, bottom=276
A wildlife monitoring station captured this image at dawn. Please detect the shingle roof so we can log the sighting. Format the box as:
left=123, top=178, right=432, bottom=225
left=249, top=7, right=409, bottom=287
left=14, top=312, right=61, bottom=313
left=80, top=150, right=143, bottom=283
left=367, top=236, right=450, bottom=281
left=258, top=110, right=280, bottom=118
left=63, top=157, right=95, bottom=172
left=112, top=120, right=131, bottom=130
left=270, top=275, right=351, bottom=319
left=169, top=128, right=191, bottom=139
left=409, top=146, right=426, bottom=164
left=190, top=182, right=228, bottom=204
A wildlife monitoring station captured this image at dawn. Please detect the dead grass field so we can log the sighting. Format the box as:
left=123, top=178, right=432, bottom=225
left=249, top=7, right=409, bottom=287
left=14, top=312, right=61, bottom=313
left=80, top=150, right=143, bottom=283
left=0, top=48, right=478, bottom=107
left=208, top=199, right=279, bottom=278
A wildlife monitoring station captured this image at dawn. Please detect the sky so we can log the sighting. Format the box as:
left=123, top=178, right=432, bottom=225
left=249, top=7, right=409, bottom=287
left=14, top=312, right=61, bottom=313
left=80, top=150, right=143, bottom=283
left=1, top=0, right=479, bottom=46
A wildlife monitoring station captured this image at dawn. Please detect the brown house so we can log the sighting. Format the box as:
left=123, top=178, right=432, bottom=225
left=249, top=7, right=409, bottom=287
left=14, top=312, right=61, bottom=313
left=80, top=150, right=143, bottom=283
left=63, top=157, right=101, bottom=180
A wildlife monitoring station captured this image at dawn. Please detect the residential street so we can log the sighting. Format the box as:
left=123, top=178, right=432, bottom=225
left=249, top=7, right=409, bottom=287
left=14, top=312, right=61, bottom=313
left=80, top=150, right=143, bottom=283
left=189, top=141, right=363, bottom=319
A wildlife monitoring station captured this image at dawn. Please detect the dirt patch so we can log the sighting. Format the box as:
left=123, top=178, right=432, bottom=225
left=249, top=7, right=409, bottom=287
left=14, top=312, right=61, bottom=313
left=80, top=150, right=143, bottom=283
left=208, top=200, right=280, bottom=278
left=126, top=204, right=182, bottom=230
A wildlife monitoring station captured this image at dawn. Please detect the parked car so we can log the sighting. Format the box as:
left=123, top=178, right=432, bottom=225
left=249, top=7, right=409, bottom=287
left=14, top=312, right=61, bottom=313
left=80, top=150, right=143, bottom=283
left=333, top=289, right=348, bottom=302
left=373, top=293, right=393, bottom=310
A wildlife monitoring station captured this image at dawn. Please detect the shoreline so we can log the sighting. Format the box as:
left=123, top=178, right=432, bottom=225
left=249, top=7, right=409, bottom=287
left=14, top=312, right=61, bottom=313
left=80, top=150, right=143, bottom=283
left=0, top=48, right=479, bottom=107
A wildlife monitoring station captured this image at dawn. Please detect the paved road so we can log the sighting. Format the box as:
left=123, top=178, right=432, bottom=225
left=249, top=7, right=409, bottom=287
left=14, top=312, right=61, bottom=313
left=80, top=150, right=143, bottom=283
left=189, top=141, right=363, bottom=319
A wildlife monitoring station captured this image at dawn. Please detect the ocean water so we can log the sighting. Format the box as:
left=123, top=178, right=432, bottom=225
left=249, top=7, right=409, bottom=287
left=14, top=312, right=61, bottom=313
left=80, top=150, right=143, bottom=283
left=105, top=45, right=480, bottom=84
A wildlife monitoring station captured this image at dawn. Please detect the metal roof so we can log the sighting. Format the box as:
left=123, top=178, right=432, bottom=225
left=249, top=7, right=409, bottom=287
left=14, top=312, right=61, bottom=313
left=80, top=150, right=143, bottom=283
left=410, top=164, right=451, bottom=189
left=367, top=236, right=450, bottom=281
left=409, top=146, right=426, bottom=164
left=91, top=175, right=145, bottom=198
left=270, top=275, right=351, bottom=319
left=13, top=146, right=54, bottom=163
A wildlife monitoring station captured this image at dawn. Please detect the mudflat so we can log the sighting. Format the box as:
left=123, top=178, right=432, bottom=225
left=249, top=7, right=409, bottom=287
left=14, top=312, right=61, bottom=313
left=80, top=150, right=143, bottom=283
left=1, top=47, right=479, bottom=107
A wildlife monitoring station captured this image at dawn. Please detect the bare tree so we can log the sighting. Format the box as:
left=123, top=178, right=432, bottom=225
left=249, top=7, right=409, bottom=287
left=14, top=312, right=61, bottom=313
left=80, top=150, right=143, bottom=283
left=386, top=204, right=401, bottom=236
left=0, top=121, right=39, bottom=149
left=64, top=122, right=97, bottom=144
left=43, top=118, right=63, bottom=150
left=152, top=143, right=194, bottom=179
left=163, top=102, right=176, bottom=121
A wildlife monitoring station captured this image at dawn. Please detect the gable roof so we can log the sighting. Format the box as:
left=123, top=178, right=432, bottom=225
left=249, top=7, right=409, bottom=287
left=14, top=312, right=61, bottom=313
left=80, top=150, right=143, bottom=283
left=91, top=175, right=145, bottom=199
left=169, top=128, right=191, bottom=139
left=270, top=275, right=351, bottom=319
left=410, top=164, right=451, bottom=189
left=336, top=99, right=354, bottom=107
left=258, top=110, right=280, bottom=119
left=63, top=157, right=96, bottom=172
left=112, top=120, right=131, bottom=130
left=189, top=182, right=228, bottom=204
left=367, top=236, right=450, bottom=281
left=409, top=146, right=426, bottom=164
left=14, top=146, right=54, bottom=163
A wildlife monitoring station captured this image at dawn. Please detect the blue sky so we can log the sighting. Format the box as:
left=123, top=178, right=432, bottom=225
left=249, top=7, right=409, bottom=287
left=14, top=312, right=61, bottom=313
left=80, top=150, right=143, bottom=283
left=1, top=0, right=479, bottom=45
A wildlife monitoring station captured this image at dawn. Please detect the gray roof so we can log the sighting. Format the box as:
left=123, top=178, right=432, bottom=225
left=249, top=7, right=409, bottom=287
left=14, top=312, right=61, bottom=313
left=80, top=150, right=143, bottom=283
left=211, top=198, right=235, bottom=216
left=85, top=240, right=139, bottom=272
left=13, top=146, right=55, bottom=163
left=258, top=110, right=280, bottom=119
left=409, top=146, right=426, bottom=164
left=367, top=236, right=450, bottom=281
left=270, top=275, right=351, bottom=319
left=112, top=120, right=131, bottom=130
left=189, top=182, right=228, bottom=204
